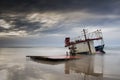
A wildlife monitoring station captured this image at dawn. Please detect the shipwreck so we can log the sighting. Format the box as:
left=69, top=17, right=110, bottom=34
left=65, top=29, right=105, bottom=55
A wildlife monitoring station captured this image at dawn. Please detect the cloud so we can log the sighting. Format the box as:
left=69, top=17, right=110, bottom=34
left=0, top=12, right=65, bottom=36
left=26, top=12, right=65, bottom=35
left=0, top=31, right=27, bottom=36
left=0, top=19, right=12, bottom=29
left=0, top=15, right=41, bottom=35
left=61, top=12, right=120, bottom=27
left=0, top=0, right=120, bottom=37
left=0, top=11, right=120, bottom=38
left=0, top=0, right=120, bottom=47
left=0, top=0, right=120, bottom=15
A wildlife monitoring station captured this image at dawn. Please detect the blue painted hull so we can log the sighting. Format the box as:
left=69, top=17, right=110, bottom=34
left=95, top=44, right=105, bottom=53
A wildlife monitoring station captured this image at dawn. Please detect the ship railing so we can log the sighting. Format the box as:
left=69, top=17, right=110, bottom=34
left=69, top=30, right=103, bottom=43
left=87, top=30, right=103, bottom=39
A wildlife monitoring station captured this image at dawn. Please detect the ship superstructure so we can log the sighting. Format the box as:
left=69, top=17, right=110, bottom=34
left=65, top=29, right=105, bottom=55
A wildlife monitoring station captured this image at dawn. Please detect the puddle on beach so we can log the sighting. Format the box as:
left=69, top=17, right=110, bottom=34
left=0, top=48, right=120, bottom=80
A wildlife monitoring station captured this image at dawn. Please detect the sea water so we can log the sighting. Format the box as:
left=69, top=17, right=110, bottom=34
left=0, top=47, right=120, bottom=80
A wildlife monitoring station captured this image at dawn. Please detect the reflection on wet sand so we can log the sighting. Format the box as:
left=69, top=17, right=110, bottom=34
left=30, top=54, right=103, bottom=80
left=64, top=55, right=103, bottom=80
left=1, top=48, right=120, bottom=80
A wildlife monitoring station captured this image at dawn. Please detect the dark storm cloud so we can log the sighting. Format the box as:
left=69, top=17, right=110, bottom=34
left=10, top=17, right=41, bottom=33
left=0, top=0, right=120, bottom=14
left=0, top=15, right=44, bottom=34
left=0, top=0, right=120, bottom=35
left=1, top=0, right=120, bottom=47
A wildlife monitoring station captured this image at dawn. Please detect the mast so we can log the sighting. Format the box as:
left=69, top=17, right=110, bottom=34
left=83, top=29, right=92, bottom=54
left=100, top=30, right=104, bottom=45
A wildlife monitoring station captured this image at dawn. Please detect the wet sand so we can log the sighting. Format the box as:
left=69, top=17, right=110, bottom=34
left=0, top=47, right=120, bottom=80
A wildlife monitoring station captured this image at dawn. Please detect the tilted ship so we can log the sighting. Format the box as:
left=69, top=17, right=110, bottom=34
left=27, top=29, right=105, bottom=61
left=65, top=29, right=105, bottom=55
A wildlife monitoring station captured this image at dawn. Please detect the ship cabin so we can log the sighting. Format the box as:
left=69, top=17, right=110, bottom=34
left=65, top=29, right=105, bottom=55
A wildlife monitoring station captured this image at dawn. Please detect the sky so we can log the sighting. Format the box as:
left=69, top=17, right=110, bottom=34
left=0, top=0, right=120, bottom=47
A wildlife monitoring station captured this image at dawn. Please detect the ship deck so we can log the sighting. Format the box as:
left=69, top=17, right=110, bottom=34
left=26, top=55, right=81, bottom=61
